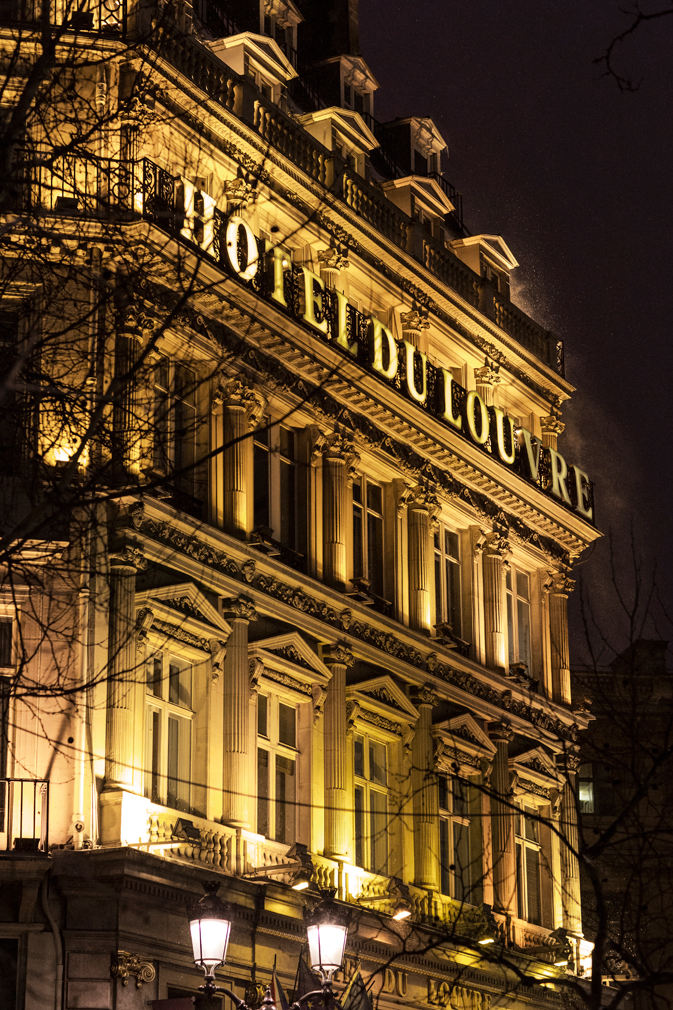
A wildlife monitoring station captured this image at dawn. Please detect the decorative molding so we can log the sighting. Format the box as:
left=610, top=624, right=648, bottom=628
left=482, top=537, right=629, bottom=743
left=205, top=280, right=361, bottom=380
left=249, top=657, right=264, bottom=692
left=545, top=571, right=575, bottom=596
left=110, top=951, right=156, bottom=988
left=359, top=708, right=402, bottom=737
left=135, top=607, right=154, bottom=644
left=321, top=642, right=355, bottom=668
left=110, top=546, right=148, bottom=572
left=311, top=683, right=327, bottom=723
left=346, top=700, right=361, bottom=736
left=263, top=668, right=312, bottom=696
left=489, top=722, right=514, bottom=744
left=150, top=617, right=215, bottom=653
left=221, top=596, right=258, bottom=622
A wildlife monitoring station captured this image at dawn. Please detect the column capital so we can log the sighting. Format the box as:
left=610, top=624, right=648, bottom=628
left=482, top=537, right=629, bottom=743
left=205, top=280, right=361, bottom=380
left=489, top=721, right=514, bottom=744
left=306, top=425, right=329, bottom=465
left=540, top=413, right=565, bottom=438
left=545, top=571, right=575, bottom=596
left=474, top=363, right=501, bottom=388
left=407, top=483, right=440, bottom=521
left=400, top=309, right=430, bottom=349
left=117, top=306, right=154, bottom=343
left=221, top=595, right=258, bottom=622
left=324, top=432, right=359, bottom=484
left=216, top=377, right=266, bottom=425
left=321, top=642, right=355, bottom=668
left=318, top=246, right=349, bottom=272
left=556, top=750, right=581, bottom=775
left=222, top=177, right=257, bottom=209
left=411, top=685, right=438, bottom=708
left=110, top=545, right=147, bottom=573
left=484, top=529, right=510, bottom=558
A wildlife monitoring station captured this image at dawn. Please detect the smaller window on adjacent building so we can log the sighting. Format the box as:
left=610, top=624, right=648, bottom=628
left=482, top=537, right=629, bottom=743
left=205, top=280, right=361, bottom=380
left=144, top=653, right=193, bottom=812
left=352, top=477, right=384, bottom=598
left=516, top=805, right=541, bottom=925
left=0, top=619, right=12, bottom=668
left=257, top=696, right=298, bottom=845
left=578, top=763, right=595, bottom=813
left=434, top=527, right=461, bottom=635
left=506, top=567, right=532, bottom=672
left=353, top=733, right=388, bottom=875
left=439, top=774, right=472, bottom=901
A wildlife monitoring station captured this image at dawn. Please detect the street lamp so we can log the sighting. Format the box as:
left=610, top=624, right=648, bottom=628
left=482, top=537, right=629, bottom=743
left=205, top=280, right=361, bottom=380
left=305, top=891, right=350, bottom=984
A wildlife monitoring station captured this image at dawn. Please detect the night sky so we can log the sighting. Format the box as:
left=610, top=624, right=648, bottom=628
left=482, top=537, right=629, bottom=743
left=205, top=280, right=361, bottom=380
left=359, top=0, right=673, bottom=661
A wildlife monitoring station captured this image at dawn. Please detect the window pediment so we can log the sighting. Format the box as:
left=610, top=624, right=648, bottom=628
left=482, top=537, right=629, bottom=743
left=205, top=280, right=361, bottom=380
left=381, top=175, right=455, bottom=219
left=136, top=582, right=232, bottom=644
left=434, top=714, right=496, bottom=774
left=249, top=632, right=330, bottom=689
left=450, top=234, right=519, bottom=273
left=510, top=747, right=561, bottom=790
left=209, top=32, right=298, bottom=84
left=298, top=108, right=379, bottom=155
left=347, top=676, right=419, bottom=725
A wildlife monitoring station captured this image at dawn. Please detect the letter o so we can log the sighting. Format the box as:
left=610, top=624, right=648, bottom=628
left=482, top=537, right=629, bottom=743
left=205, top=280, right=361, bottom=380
left=465, top=390, right=489, bottom=445
left=225, top=215, right=259, bottom=282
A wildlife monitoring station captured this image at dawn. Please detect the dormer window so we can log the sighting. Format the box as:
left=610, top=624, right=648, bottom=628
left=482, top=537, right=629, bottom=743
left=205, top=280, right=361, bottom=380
left=209, top=32, right=298, bottom=104
left=298, top=107, right=378, bottom=178
left=450, top=235, right=519, bottom=303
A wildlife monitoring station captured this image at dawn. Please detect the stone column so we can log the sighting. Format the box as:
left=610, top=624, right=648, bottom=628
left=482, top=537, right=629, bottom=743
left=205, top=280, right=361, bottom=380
left=540, top=413, right=565, bottom=450
left=489, top=722, right=516, bottom=916
left=321, top=643, right=354, bottom=861
left=482, top=529, right=509, bottom=674
left=411, top=687, right=438, bottom=890
left=221, top=596, right=257, bottom=827
left=113, top=307, right=152, bottom=475
left=558, top=752, right=583, bottom=935
left=407, top=486, right=437, bottom=635
left=474, top=363, right=501, bottom=407
left=547, top=572, right=574, bottom=705
left=401, top=309, right=430, bottom=353
left=323, top=433, right=358, bottom=591
left=105, top=546, right=147, bottom=788
left=221, top=379, right=265, bottom=540
left=318, top=246, right=349, bottom=290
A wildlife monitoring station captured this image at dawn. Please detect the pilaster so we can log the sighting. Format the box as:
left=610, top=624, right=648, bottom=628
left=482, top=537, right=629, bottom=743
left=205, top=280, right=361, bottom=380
left=322, top=433, right=358, bottom=590
left=400, top=309, right=430, bottom=353
left=220, top=595, right=258, bottom=827
left=546, top=571, right=574, bottom=705
left=317, top=246, right=349, bottom=290
left=112, top=306, right=153, bottom=475
left=481, top=529, right=510, bottom=674
left=540, top=413, right=565, bottom=450
left=488, top=722, right=516, bottom=916
left=219, top=378, right=265, bottom=539
left=411, top=687, right=438, bottom=891
left=407, top=486, right=438, bottom=635
left=321, top=643, right=354, bottom=861
left=557, top=752, right=583, bottom=935
left=474, top=362, right=501, bottom=407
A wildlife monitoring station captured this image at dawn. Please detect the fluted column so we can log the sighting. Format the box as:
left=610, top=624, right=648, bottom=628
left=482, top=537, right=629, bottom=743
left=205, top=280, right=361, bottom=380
left=323, top=433, right=358, bottom=590
left=221, top=379, right=265, bottom=539
left=221, top=595, right=257, bottom=827
left=407, top=486, right=437, bottom=634
left=411, top=687, right=438, bottom=890
left=540, top=413, right=565, bottom=450
left=401, top=309, right=430, bottom=353
left=105, top=546, right=147, bottom=788
left=489, top=723, right=516, bottom=916
left=113, top=307, right=152, bottom=475
left=318, top=246, right=349, bottom=290
left=321, top=643, right=354, bottom=861
left=548, top=572, right=574, bottom=705
left=558, top=752, right=583, bottom=935
left=482, top=529, right=509, bottom=674
left=474, top=363, right=501, bottom=407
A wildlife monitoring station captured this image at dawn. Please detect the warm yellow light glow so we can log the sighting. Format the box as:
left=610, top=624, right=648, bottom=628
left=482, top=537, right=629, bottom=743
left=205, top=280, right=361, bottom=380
left=292, top=880, right=309, bottom=891
left=392, top=908, right=411, bottom=921
left=478, top=938, right=495, bottom=945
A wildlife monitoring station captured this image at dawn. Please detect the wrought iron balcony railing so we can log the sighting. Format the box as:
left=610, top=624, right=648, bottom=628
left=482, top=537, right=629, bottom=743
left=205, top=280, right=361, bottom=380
left=0, top=778, right=49, bottom=854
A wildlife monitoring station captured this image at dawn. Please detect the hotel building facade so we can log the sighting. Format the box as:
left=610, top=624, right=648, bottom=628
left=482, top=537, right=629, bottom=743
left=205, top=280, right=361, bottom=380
left=0, top=0, right=601, bottom=1007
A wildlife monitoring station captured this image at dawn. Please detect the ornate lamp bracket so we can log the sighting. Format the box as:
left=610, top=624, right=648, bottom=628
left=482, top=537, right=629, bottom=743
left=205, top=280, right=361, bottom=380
left=111, top=950, right=156, bottom=988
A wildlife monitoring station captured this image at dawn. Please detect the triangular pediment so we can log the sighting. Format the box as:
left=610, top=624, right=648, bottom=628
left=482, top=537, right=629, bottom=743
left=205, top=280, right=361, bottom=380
left=511, top=747, right=560, bottom=785
left=347, top=676, right=419, bottom=722
left=209, top=32, right=298, bottom=83
left=249, top=633, right=330, bottom=680
left=451, top=234, right=518, bottom=272
left=298, top=107, right=379, bottom=153
left=381, top=175, right=455, bottom=218
left=136, top=582, right=230, bottom=636
left=438, top=714, right=497, bottom=755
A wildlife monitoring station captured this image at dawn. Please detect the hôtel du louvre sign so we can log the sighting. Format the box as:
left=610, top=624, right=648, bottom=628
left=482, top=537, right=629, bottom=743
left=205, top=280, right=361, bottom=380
left=152, top=177, right=594, bottom=524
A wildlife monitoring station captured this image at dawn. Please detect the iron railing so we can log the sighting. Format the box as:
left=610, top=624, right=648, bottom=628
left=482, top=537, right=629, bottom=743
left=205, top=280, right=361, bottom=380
left=0, top=778, right=49, bottom=854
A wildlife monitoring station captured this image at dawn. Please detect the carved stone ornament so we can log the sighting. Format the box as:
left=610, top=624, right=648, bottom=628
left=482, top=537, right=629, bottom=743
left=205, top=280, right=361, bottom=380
left=210, top=640, right=227, bottom=682
left=221, top=596, right=258, bottom=622
left=474, top=364, right=501, bottom=389
left=412, top=685, right=438, bottom=708
left=117, top=306, right=155, bottom=342
left=479, top=756, right=494, bottom=788
left=222, top=177, right=257, bottom=207
left=401, top=723, right=415, bottom=759
left=317, top=246, right=349, bottom=272
left=129, top=502, right=144, bottom=529
left=546, top=571, right=575, bottom=596
left=346, top=700, right=361, bottom=736
left=241, top=559, right=256, bottom=584
left=307, top=426, right=329, bottom=465
left=219, top=378, right=266, bottom=425
left=312, top=683, right=328, bottom=723
left=110, top=546, right=148, bottom=573
left=426, top=652, right=439, bottom=673
left=484, top=529, right=510, bottom=558
left=489, top=721, right=514, bottom=744
left=249, top=657, right=264, bottom=692
left=549, top=787, right=563, bottom=818
left=556, top=750, right=581, bottom=775
left=400, top=309, right=430, bottom=335
left=407, top=484, right=440, bottom=527
left=540, top=413, right=565, bottom=438
left=110, top=950, right=156, bottom=988
left=135, top=607, right=154, bottom=644
left=322, top=642, right=355, bottom=668
left=324, top=432, right=359, bottom=476
left=339, top=608, right=353, bottom=631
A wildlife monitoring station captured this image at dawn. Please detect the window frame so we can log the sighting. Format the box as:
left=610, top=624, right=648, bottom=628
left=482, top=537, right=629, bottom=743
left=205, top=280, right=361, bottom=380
left=256, top=693, right=299, bottom=845
left=144, top=651, right=194, bottom=813
left=253, top=419, right=300, bottom=551
left=506, top=564, right=532, bottom=673
left=515, top=803, right=542, bottom=925
left=434, top=524, right=462, bottom=636
left=438, top=773, right=473, bottom=902
left=353, top=730, right=389, bottom=876
left=152, top=355, right=199, bottom=497
left=351, top=475, right=385, bottom=600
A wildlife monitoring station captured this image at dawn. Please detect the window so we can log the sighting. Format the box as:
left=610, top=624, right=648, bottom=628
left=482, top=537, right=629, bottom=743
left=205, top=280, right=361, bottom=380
left=506, top=567, right=532, bottom=673
left=353, top=734, right=388, bottom=874
left=516, top=805, right=541, bottom=924
left=0, top=619, right=12, bottom=668
left=352, top=477, right=384, bottom=598
left=414, top=149, right=428, bottom=176
left=0, top=676, right=9, bottom=833
left=257, top=695, right=297, bottom=844
left=439, top=775, right=472, bottom=901
left=153, top=356, right=197, bottom=496
left=253, top=422, right=298, bottom=550
left=434, top=527, right=461, bottom=635
left=144, top=653, right=192, bottom=811
left=578, top=763, right=594, bottom=813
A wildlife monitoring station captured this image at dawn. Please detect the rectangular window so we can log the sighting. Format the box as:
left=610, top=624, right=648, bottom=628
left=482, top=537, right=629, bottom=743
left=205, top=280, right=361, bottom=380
left=578, top=763, right=594, bottom=813
left=0, top=620, right=12, bottom=667
left=439, top=774, right=473, bottom=902
left=0, top=677, right=9, bottom=832
left=352, top=477, right=384, bottom=598
left=144, top=653, right=192, bottom=812
left=253, top=422, right=299, bottom=554
left=506, top=567, right=532, bottom=672
left=256, top=696, right=298, bottom=844
left=434, top=527, right=462, bottom=634
left=153, top=356, right=197, bottom=497
left=515, top=805, right=542, bottom=924
left=353, top=733, right=389, bottom=874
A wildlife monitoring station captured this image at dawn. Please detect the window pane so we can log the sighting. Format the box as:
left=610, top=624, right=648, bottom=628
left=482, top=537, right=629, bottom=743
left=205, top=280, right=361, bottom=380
left=579, top=763, right=594, bottom=813
left=275, top=755, right=295, bottom=844
left=517, top=598, right=531, bottom=670
left=507, top=594, right=515, bottom=664
left=516, top=570, right=529, bottom=601
left=435, top=553, right=443, bottom=624
left=174, top=398, right=195, bottom=494
left=174, top=363, right=196, bottom=406
left=257, top=749, right=270, bottom=837
left=352, top=478, right=362, bottom=504
left=278, top=703, right=296, bottom=748
left=367, top=482, right=382, bottom=515
left=453, top=821, right=471, bottom=902
left=516, top=841, right=524, bottom=920
left=258, top=695, right=268, bottom=737
left=524, top=807, right=538, bottom=842
left=279, top=426, right=294, bottom=461
left=146, top=709, right=161, bottom=803
left=147, top=655, right=163, bottom=698
left=369, top=741, right=387, bottom=786
left=167, top=716, right=180, bottom=808
left=352, top=505, right=363, bottom=579
left=445, top=530, right=459, bottom=560
left=438, top=775, right=449, bottom=811
left=169, top=664, right=180, bottom=706
left=449, top=558, right=461, bottom=635
left=169, top=662, right=190, bottom=708
left=176, top=719, right=191, bottom=812
left=354, top=786, right=365, bottom=867
left=0, top=620, right=12, bottom=667
left=452, top=777, right=468, bottom=818
left=279, top=458, right=296, bottom=549
left=439, top=818, right=450, bottom=895
left=367, top=512, right=384, bottom=596
left=253, top=441, right=270, bottom=531
left=525, top=847, right=541, bottom=924
left=354, top=735, right=364, bottom=778
left=370, top=790, right=388, bottom=875
left=505, top=569, right=512, bottom=591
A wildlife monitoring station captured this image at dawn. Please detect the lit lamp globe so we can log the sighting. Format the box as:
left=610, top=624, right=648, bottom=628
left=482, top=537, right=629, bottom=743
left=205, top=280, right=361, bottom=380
left=305, top=892, right=349, bottom=981
left=188, top=882, right=232, bottom=978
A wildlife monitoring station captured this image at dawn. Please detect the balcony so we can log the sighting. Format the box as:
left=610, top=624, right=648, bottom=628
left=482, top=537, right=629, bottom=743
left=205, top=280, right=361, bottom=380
left=0, top=778, right=49, bottom=855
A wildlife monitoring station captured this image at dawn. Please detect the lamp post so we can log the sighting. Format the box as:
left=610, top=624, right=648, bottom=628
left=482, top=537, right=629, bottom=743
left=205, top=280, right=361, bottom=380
left=188, top=883, right=350, bottom=1006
